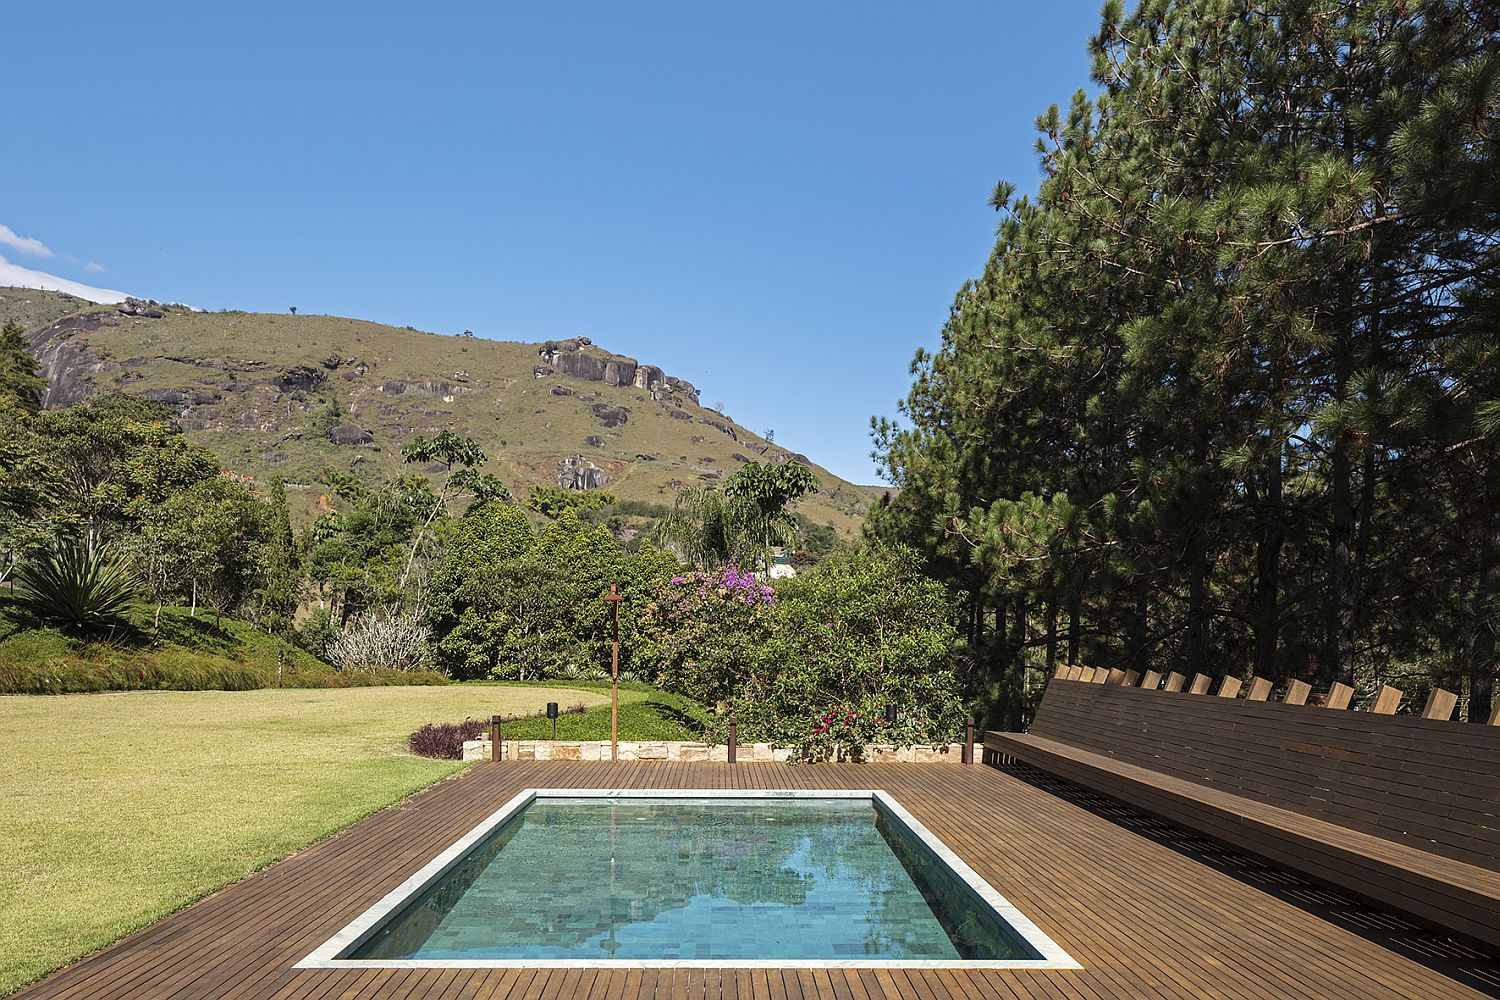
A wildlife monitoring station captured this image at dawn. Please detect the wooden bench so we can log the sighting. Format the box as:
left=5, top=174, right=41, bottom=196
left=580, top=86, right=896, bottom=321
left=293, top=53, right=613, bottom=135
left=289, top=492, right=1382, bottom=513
left=986, top=680, right=1500, bottom=950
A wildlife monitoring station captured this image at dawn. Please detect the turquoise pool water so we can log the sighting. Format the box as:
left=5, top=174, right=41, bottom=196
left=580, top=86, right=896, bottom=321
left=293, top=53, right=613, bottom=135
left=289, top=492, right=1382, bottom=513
left=349, top=796, right=1040, bottom=962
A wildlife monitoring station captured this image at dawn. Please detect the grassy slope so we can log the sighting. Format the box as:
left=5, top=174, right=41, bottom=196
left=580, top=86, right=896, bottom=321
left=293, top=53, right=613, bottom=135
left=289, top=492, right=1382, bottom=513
left=0, top=684, right=633, bottom=997
left=0, top=598, right=335, bottom=688
left=1, top=287, right=881, bottom=533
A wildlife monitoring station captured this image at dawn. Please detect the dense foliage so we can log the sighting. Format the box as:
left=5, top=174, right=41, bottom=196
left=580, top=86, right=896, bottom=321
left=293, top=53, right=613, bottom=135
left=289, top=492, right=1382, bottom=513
left=641, top=544, right=966, bottom=760
left=871, top=0, right=1500, bottom=725
left=2, top=321, right=965, bottom=737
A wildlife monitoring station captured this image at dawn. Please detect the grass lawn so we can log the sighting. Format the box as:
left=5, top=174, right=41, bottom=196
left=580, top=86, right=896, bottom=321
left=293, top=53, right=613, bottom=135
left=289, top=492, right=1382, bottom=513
left=0, top=684, right=624, bottom=997
left=483, top=681, right=713, bottom=740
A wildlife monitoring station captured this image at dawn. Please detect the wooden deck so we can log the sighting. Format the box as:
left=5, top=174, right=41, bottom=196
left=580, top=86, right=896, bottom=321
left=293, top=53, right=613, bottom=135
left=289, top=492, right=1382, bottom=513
left=15, top=761, right=1499, bottom=999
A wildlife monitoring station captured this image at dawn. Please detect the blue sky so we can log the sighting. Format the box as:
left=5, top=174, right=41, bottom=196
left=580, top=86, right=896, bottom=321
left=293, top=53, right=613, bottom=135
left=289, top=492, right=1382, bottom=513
left=4, top=2, right=1103, bottom=484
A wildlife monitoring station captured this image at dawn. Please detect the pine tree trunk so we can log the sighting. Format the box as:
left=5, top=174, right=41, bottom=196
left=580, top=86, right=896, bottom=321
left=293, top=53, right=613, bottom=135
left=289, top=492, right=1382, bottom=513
left=1045, top=599, right=1058, bottom=673
left=1331, top=339, right=1357, bottom=686
left=1254, top=443, right=1285, bottom=679
left=1186, top=542, right=1207, bottom=676
left=1472, top=469, right=1498, bottom=724
left=1131, top=588, right=1149, bottom=670
left=1067, top=593, right=1080, bottom=665
left=1010, top=597, right=1027, bottom=730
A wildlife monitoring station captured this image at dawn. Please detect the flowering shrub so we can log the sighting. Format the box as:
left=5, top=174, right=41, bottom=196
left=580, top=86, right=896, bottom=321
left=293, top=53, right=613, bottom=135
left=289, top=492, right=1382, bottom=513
left=638, top=566, right=778, bottom=707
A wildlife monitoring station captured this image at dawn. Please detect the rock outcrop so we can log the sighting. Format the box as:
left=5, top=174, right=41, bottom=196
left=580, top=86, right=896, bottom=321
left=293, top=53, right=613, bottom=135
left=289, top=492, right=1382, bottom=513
left=558, top=455, right=610, bottom=490
left=590, top=403, right=629, bottom=428
left=535, top=341, right=699, bottom=404
left=329, top=424, right=374, bottom=446
left=118, top=297, right=165, bottom=319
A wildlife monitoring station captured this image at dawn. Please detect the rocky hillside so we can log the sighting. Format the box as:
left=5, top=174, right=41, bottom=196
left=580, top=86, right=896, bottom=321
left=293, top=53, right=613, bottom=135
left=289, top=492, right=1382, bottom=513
left=2, top=287, right=879, bottom=532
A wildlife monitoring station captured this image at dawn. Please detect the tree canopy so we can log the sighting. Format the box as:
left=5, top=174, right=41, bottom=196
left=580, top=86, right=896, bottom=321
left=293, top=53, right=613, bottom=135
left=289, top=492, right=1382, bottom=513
left=872, top=0, right=1500, bottom=725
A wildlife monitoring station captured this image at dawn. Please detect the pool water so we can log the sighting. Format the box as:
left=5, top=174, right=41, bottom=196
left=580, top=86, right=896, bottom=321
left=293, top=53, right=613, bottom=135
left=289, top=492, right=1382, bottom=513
left=350, top=796, right=1041, bottom=962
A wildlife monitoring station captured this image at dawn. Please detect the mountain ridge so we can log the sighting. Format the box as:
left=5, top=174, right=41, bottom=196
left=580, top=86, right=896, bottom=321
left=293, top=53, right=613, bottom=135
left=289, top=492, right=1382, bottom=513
left=1, top=286, right=881, bottom=533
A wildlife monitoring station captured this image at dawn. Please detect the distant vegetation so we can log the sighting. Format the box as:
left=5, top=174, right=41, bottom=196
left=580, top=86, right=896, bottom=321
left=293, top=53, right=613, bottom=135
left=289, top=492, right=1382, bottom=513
left=0, top=319, right=965, bottom=756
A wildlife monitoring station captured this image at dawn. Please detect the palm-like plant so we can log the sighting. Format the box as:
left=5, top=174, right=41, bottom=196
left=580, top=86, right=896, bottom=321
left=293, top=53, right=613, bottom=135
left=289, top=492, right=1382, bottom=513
left=17, top=531, right=139, bottom=630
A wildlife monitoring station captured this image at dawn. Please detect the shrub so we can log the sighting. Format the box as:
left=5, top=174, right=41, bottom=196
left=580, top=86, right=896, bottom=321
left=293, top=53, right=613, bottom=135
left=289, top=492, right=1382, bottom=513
left=327, top=608, right=432, bottom=671
left=408, top=719, right=488, bottom=759
left=16, top=533, right=139, bottom=631
left=740, top=543, right=965, bottom=762
left=637, top=566, right=778, bottom=707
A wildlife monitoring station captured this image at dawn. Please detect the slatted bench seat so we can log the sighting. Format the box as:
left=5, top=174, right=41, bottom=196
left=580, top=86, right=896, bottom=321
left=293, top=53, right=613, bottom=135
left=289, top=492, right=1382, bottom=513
left=985, top=680, right=1500, bottom=951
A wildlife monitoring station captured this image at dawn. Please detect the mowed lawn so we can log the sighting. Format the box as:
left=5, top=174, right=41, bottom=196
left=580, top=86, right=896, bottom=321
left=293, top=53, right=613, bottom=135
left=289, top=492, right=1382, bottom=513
left=0, top=685, right=610, bottom=997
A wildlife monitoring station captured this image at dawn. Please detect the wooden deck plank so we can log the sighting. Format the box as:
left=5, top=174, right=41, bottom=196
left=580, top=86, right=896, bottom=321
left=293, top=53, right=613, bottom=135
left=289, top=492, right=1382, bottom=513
left=11, top=761, right=1496, bottom=1000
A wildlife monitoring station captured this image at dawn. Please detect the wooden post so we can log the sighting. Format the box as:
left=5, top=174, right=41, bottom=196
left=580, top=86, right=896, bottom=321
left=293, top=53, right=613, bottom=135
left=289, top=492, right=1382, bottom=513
left=1123, top=670, right=1141, bottom=687
left=963, top=716, right=975, bottom=765
left=1106, top=668, right=1126, bottom=686
left=1371, top=684, right=1403, bottom=715
left=1140, top=670, right=1162, bottom=690
left=491, top=715, right=502, bottom=764
left=1163, top=671, right=1187, bottom=693
left=1284, top=679, right=1312, bottom=706
left=1489, top=703, right=1500, bottom=726
left=1089, top=668, right=1109, bottom=684
left=1188, top=673, right=1212, bottom=695
left=1054, top=665, right=1070, bottom=680
left=1422, top=687, right=1457, bottom=721
left=1325, top=682, right=1354, bottom=710
left=1217, top=676, right=1242, bottom=699
left=728, top=717, right=737, bottom=764
left=1246, top=676, right=1272, bottom=702
left=604, top=584, right=623, bottom=762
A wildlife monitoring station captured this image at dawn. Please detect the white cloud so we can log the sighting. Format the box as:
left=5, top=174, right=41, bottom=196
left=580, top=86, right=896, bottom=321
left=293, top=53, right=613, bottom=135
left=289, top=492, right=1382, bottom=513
left=0, top=254, right=130, bottom=304
left=0, top=224, right=53, bottom=259
left=85, top=261, right=106, bottom=273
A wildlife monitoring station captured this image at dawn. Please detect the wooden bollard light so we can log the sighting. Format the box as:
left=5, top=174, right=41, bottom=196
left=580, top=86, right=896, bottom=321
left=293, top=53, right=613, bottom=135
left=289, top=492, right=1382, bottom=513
left=728, top=716, right=737, bottom=764
left=491, top=714, right=502, bottom=764
left=603, top=584, right=624, bottom=762
left=963, top=716, right=975, bottom=765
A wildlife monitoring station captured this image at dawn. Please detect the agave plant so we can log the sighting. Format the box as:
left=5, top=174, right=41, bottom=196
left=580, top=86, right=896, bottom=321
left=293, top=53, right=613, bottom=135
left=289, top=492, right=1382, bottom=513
left=17, top=531, right=140, bottom=630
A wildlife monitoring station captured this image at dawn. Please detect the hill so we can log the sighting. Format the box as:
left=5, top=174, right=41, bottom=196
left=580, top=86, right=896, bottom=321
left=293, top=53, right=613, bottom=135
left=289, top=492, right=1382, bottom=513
left=1, top=288, right=881, bottom=533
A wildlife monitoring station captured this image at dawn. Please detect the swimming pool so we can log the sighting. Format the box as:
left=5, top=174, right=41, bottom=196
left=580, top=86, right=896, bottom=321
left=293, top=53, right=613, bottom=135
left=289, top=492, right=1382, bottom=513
left=299, top=789, right=1078, bottom=969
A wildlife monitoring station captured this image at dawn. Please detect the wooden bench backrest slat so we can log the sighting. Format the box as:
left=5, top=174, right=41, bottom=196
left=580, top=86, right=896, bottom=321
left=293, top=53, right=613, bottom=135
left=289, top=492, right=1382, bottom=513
left=1029, top=680, right=1500, bottom=871
left=1422, top=687, right=1457, bottom=721
left=1372, top=684, right=1404, bottom=715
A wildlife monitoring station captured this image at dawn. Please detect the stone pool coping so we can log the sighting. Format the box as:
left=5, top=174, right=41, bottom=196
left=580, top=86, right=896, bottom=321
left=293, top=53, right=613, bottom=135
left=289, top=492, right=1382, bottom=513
left=460, top=739, right=967, bottom=762
left=295, top=788, right=1080, bottom=971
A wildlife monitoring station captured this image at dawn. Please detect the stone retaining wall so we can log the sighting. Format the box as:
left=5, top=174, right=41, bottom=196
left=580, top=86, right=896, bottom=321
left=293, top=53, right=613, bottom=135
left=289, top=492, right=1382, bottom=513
left=459, top=739, right=967, bottom=764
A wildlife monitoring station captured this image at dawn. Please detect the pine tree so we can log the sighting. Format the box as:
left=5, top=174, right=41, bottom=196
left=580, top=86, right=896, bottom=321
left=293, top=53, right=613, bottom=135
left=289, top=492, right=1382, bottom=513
left=0, top=320, right=44, bottom=413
